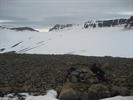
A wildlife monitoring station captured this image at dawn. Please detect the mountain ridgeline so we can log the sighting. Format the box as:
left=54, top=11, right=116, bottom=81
left=0, top=26, right=39, bottom=32
left=49, top=16, right=133, bottom=31
left=84, top=16, right=133, bottom=29
left=0, top=16, right=133, bottom=32
left=84, top=18, right=127, bottom=28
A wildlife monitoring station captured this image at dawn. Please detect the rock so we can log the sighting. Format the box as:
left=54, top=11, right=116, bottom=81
left=0, top=26, right=38, bottom=32
left=0, top=48, right=5, bottom=52
left=59, top=83, right=78, bottom=100
left=49, top=24, right=73, bottom=31
left=125, top=16, right=133, bottom=29
left=77, top=92, right=89, bottom=100
left=0, top=26, right=6, bottom=29
left=84, top=18, right=127, bottom=28
left=88, top=84, right=110, bottom=100
left=110, top=86, right=130, bottom=96
left=71, top=75, right=78, bottom=83
left=9, top=27, right=39, bottom=32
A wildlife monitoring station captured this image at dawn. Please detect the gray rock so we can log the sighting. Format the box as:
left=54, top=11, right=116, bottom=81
left=88, top=84, right=110, bottom=100
left=110, top=86, right=130, bottom=96
left=71, top=75, right=78, bottom=83
left=59, top=83, right=78, bottom=100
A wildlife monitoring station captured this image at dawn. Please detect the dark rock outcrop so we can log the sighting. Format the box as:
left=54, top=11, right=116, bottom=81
left=49, top=24, right=73, bottom=31
left=110, top=85, right=130, bottom=96
left=0, top=48, right=5, bottom=52
left=0, top=26, right=38, bottom=32
left=9, top=27, right=39, bottom=32
left=0, top=26, right=6, bottom=29
left=125, top=16, right=133, bottom=29
left=84, top=18, right=127, bottom=28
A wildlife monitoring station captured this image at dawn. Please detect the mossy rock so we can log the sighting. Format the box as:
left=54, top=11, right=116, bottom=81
left=88, top=84, right=110, bottom=99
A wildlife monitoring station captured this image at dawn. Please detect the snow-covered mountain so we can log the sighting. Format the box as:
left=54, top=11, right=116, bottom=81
left=48, top=17, right=130, bottom=32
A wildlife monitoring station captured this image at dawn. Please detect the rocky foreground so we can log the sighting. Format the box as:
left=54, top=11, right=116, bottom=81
left=0, top=54, right=133, bottom=100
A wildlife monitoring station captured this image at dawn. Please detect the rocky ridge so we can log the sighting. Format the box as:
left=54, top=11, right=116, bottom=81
left=0, top=26, right=39, bottom=32
left=49, top=16, right=133, bottom=31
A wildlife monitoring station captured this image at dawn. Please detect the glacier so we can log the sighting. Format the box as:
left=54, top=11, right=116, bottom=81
left=0, top=25, right=133, bottom=58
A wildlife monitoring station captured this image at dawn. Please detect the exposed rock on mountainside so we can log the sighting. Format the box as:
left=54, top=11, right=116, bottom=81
left=49, top=17, right=132, bottom=32
left=10, top=27, right=39, bottom=32
left=125, top=16, right=133, bottom=29
left=0, top=26, right=6, bottom=29
left=0, top=48, right=5, bottom=52
left=84, top=18, right=127, bottom=28
left=49, top=24, right=73, bottom=31
left=0, top=26, right=39, bottom=32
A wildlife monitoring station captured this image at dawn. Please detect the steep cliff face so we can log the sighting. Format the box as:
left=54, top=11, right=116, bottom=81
left=84, top=18, right=127, bottom=29
left=49, top=24, right=73, bottom=31
left=125, top=16, right=133, bottom=29
left=49, top=16, right=132, bottom=32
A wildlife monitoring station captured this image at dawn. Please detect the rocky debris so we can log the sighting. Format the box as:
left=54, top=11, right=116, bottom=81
left=49, top=24, right=73, bottom=31
left=65, top=68, right=89, bottom=83
left=84, top=18, right=127, bottom=28
left=90, top=63, right=107, bottom=82
left=58, top=63, right=132, bottom=100
left=0, top=54, right=133, bottom=99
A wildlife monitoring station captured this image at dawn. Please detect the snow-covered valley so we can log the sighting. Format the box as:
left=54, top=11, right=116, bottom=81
left=0, top=25, right=133, bottom=58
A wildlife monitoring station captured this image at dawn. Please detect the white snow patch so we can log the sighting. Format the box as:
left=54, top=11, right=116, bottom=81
left=0, top=90, right=58, bottom=100
left=25, top=90, right=58, bottom=100
left=36, top=28, right=49, bottom=32
left=0, top=91, right=133, bottom=100
left=101, top=96, right=133, bottom=100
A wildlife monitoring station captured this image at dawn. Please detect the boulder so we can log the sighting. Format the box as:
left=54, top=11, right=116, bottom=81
left=110, top=86, right=130, bottom=96
left=59, top=83, right=78, bottom=100
left=88, top=84, right=110, bottom=100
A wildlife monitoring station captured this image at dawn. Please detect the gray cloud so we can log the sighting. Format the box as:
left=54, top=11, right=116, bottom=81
left=0, top=0, right=132, bottom=26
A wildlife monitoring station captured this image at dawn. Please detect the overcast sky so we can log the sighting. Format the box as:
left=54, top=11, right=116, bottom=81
left=0, top=0, right=133, bottom=26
